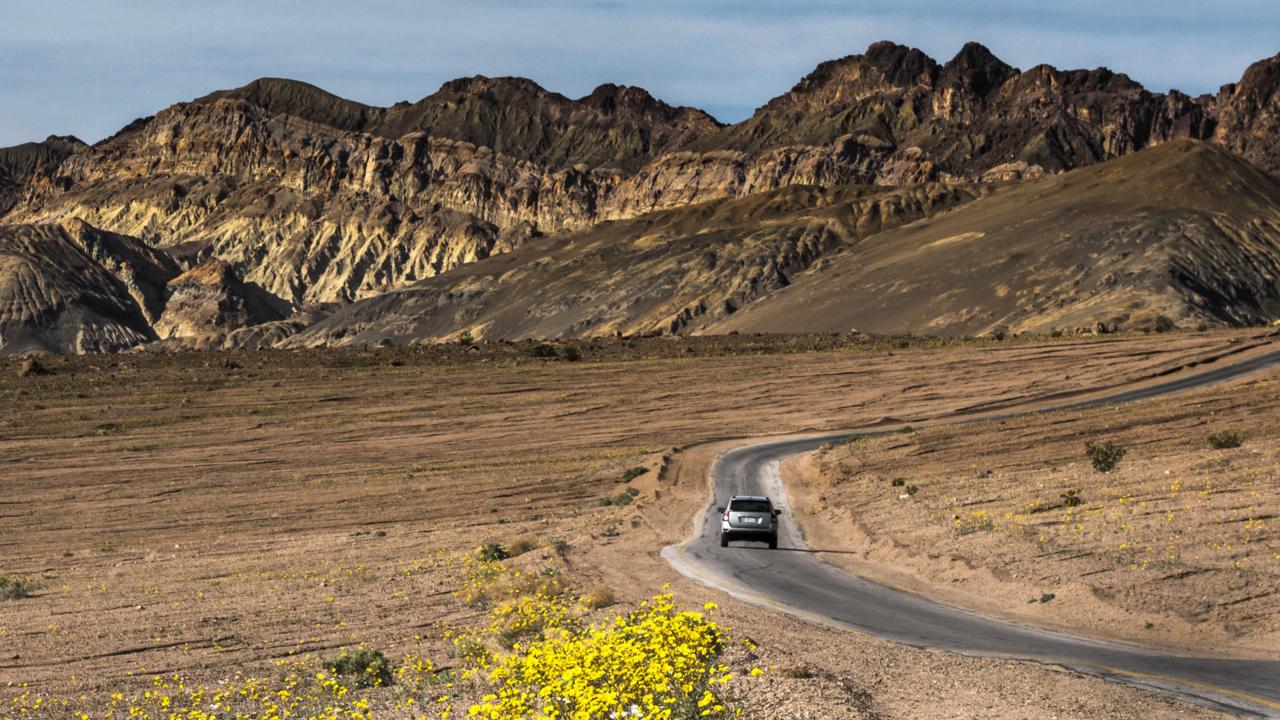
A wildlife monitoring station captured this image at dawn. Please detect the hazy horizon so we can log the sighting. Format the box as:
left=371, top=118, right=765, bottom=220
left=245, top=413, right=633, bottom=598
left=2, top=0, right=1278, bottom=147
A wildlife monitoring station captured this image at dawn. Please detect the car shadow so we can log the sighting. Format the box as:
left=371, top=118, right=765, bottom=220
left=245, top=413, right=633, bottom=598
left=737, top=545, right=862, bottom=555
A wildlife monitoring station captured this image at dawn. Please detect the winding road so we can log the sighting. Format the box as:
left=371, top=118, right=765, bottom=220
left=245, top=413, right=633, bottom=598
left=663, top=343, right=1280, bottom=717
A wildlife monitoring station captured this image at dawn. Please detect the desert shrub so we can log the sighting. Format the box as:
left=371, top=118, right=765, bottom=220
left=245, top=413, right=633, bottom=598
left=326, top=648, right=394, bottom=688
left=579, top=586, right=617, bottom=610
left=0, top=575, right=32, bottom=600
left=1085, top=441, right=1126, bottom=473
left=989, top=325, right=1009, bottom=341
left=457, top=330, right=474, bottom=346
left=506, top=536, right=539, bottom=557
left=1061, top=489, right=1084, bottom=507
left=1039, top=593, right=1056, bottom=603
left=529, top=343, right=558, bottom=359
left=1153, top=315, right=1176, bottom=333
left=905, top=484, right=919, bottom=496
left=478, top=542, right=510, bottom=562
left=622, top=466, right=649, bottom=482
left=1208, top=430, right=1244, bottom=449
left=890, top=478, right=906, bottom=487
left=779, top=664, right=816, bottom=679
left=561, top=345, right=582, bottom=362
left=600, top=488, right=640, bottom=507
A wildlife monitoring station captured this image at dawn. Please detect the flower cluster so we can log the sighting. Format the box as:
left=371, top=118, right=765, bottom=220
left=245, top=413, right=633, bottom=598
left=468, top=594, right=733, bottom=720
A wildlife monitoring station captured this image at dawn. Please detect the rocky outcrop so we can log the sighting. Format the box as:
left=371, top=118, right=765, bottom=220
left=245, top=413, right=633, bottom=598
left=153, top=259, right=286, bottom=344
left=1215, top=52, right=1280, bottom=171
left=0, top=135, right=86, bottom=216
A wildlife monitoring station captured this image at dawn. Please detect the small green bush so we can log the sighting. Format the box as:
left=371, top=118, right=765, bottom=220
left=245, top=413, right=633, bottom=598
left=1208, top=430, right=1243, bottom=449
left=478, top=542, right=510, bottom=562
left=326, top=648, right=394, bottom=688
left=1086, top=441, right=1126, bottom=473
left=561, top=345, right=582, bottom=362
left=1061, top=489, right=1083, bottom=507
left=457, top=330, right=474, bottom=346
left=0, top=576, right=32, bottom=601
left=599, top=488, right=640, bottom=507
left=622, top=466, right=649, bottom=482
left=905, top=484, right=919, bottom=496
left=890, top=478, right=906, bottom=487
left=529, top=343, right=558, bottom=359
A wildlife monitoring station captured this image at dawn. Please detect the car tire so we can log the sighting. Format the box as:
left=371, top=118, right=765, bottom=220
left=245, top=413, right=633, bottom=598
left=768, top=536, right=778, bottom=550
left=719, top=534, right=729, bottom=547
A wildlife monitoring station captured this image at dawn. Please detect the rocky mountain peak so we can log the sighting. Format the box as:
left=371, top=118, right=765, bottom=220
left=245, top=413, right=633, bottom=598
left=764, top=41, right=940, bottom=117
left=432, top=75, right=556, bottom=102
left=581, top=84, right=723, bottom=131
left=198, top=77, right=383, bottom=133
left=940, top=42, right=1017, bottom=97
left=1226, top=52, right=1280, bottom=106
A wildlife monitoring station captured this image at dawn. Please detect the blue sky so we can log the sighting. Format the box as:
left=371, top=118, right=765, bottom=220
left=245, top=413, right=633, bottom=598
left=2, top=0, right=1278, bottom=147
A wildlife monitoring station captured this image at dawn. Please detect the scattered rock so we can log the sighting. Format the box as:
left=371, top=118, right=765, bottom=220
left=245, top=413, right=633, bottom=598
left=17, top=357, right=47, bottom=377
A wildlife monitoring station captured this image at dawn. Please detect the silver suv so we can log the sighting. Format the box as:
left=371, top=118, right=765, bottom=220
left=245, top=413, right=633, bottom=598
left=719, top=495, right=780, bottom=549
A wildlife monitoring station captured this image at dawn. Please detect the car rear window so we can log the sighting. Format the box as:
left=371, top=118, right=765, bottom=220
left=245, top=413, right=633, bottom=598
left=729, top=499, right=771, bottom=512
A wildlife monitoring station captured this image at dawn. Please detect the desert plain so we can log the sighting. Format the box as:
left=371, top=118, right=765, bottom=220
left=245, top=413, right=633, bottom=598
left=1, top=329, right=1277, bottom=718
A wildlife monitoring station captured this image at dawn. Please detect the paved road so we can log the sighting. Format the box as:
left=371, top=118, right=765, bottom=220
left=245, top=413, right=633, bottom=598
left=663, top=344, right=1280, bottom=717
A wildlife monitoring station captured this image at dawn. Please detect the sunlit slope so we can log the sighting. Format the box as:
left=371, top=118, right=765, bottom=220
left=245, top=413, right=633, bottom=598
left=709, top=140, right=1280, bottom=336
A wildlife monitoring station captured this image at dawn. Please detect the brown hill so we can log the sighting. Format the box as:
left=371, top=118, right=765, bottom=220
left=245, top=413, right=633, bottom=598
left=282, top=183, right=981, bottom=347
left=706, top=140, right=1280, bottom=336
left=0, top=219, right=179, bottom=354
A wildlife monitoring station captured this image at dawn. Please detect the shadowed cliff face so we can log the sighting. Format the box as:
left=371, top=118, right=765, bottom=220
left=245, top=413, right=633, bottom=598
left=2, top=42, right=1280, bottom=352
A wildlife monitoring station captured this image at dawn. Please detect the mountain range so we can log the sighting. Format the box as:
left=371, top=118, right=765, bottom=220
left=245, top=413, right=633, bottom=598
left=3, top=41, right=1280, bottom=353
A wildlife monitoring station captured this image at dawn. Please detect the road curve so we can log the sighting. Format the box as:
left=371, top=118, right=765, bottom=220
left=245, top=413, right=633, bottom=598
left=663, top=344, right=1280, bottom=717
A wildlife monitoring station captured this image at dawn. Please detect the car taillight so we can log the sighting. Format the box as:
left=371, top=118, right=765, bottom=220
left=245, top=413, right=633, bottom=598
left=770, top=513, right=778, bottom=526
left=722, top=511, right=729, bottom=521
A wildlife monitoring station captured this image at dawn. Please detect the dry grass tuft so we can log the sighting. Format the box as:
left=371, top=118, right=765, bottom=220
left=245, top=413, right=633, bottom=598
left=506, top=536, right=539, bottom=558
left=579, top=586, right=617, bottom=610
